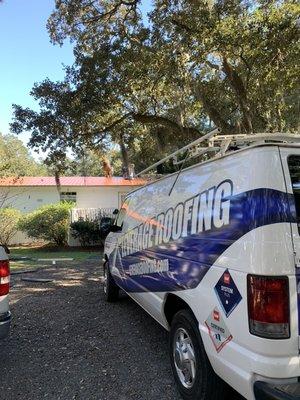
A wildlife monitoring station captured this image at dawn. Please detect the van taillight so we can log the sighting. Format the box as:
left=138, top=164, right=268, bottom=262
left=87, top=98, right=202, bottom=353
left=247, top=275, right=290, bottom=339
left=0, top=260, right=10, bottom=296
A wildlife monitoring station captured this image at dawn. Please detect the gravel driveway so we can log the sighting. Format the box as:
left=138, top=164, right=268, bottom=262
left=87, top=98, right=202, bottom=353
left=0, top=260, right=243, bottom=400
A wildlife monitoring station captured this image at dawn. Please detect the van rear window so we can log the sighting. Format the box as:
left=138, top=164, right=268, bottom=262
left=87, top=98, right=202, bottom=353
left=288, top=155, right=300, bottom=228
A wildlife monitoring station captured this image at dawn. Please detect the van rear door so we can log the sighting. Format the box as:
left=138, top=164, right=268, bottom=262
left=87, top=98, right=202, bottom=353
left=279, top=147, right=300, bottom=347
left=279, top=148, right=300, bottom=263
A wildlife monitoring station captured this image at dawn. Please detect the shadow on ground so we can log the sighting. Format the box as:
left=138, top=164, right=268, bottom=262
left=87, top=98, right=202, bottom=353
left=0, top=260, right=244, bottom=400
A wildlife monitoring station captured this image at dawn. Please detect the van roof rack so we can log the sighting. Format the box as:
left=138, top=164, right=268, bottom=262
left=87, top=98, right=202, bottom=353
left=210, top=133, right=300, bottom=147
left=135, top=130, right=300, bottom=177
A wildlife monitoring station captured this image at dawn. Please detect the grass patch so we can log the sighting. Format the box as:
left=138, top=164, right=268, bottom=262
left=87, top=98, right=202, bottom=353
left=9, top=260, right=39, bottom=271
left=9, top=244, right=102, bottom=271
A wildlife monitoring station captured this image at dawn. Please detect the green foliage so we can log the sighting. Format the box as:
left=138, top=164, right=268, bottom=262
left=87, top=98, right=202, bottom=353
left=10, top=1, right=300, bottom=174
left=18, top=202, right=73, bottom=246
left=70, top=219, right=101, bottom=246
left=46, top=148, right=123, bottom=177
left=0, top=133, right=47, bottom=177
left=0, top=208, right=22, bottom=246
left=70, top=216, right=113, bottom=246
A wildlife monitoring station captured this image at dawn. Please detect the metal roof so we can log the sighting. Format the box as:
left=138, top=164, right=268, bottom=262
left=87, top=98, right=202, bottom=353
left=0, top=176, right=147, bottom=187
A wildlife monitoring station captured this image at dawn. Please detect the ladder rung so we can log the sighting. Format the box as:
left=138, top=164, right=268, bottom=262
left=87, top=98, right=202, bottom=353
left=136, top=130, right=300, bottom=177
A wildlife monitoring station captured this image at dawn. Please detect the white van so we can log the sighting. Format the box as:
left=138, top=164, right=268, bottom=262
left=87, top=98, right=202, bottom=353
left=0, top=246, right=11, bottom=339
left=103, top=133, right=300, bottom=400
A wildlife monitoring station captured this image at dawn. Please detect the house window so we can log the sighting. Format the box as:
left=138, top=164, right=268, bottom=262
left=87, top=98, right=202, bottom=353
left=60, top=192, right=77, bottom=203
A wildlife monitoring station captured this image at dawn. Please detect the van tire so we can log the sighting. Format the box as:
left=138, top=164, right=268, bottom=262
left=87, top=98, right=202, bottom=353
left=169, top=309, right=226, bottom=400
left=103, top=262, right=119, bottom=302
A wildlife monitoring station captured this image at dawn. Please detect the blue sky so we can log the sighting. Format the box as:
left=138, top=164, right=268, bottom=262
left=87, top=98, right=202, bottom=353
left=0, top=0, right=152, bottom=158
left=0, top=0, right=74, bottom=150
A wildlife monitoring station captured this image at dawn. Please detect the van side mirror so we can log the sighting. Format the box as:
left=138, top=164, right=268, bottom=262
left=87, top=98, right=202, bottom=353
left=99, top=217, right=113, bottom=230
left=110, top=224, right=122, bottom=233
left=2, top=245, right=10, bottom=255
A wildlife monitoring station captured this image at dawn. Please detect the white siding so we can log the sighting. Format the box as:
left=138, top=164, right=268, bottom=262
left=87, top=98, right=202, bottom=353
left=0, top=185, right=140, bottom=245
left=75, top=186, right=134, bottom=209
left=0, top=187, right=60, bottom=213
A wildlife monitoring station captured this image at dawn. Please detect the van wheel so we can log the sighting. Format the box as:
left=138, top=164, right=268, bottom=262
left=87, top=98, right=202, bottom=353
left=169, top=309, right=225, bottom=400
left=103, top=262, right=119, bottom=302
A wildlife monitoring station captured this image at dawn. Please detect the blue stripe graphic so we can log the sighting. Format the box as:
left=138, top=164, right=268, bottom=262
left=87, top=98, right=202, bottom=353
left=111, top=188, right=296, bottom=293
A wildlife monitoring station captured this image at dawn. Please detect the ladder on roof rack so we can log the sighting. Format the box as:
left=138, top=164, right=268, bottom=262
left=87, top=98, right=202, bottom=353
left=210, top=133, right=300, bottom=146
left=135, top=127, right=221, bottom=177
left=135, top=130, right=300, bottom=177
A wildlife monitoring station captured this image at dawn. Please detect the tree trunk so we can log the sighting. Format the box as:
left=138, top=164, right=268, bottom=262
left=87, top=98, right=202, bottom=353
left=222, top=57, right=253, bottom=133
left=195, top=87, right=234, bottom=134
left=54, top=170, right=61, bottom=197
left=119, top=133, right=130, bottom=178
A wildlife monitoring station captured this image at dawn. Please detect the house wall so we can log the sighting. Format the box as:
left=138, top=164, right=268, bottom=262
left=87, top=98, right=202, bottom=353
left=0, top=187, right=59, bottom=213
left=75, top=186, right=132, bottom=209
left=0, top=185, right=139, bottom=245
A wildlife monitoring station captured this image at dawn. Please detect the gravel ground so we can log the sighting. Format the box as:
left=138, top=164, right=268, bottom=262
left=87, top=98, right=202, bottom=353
left=0, top=260, right=244, bottom=400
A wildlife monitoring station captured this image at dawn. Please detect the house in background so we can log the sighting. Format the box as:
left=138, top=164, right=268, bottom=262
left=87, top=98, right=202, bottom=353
left=0, top=176, right=147, bottom=245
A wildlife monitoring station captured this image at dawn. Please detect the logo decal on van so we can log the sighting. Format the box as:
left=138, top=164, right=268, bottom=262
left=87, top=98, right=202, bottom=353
left=205, top=308, right=233, bottom=353
left=223, top=273, right=231, bottom=285
left=119, top=180, right=233, bottom=258
left=128, top=259, right=169, bottom=276
left=214, top=270, right=242, bottom=317
left=213, top=309, right=220, bottom=322
left=111, top=186, right=295, bottom=293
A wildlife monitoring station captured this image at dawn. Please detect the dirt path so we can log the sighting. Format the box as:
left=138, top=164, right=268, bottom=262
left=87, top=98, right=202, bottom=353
left=0, top=261, right=243, bottom=400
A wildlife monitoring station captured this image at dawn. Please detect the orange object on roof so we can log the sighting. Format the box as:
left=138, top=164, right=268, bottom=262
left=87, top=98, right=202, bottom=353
left=0, top=176, right=147, bottom=187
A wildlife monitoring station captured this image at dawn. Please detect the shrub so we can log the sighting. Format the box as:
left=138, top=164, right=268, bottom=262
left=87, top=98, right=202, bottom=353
left=18, top=202, right=73, bottom=246
left=0, top=207, right=22, bottom=246
left=70, top=217, right=113, bottom=246
left=70, top=219, right=101, bottom=246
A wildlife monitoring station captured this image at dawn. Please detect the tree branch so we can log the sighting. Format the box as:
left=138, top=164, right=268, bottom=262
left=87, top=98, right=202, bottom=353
left=171, top=18, right=194, bottom=33
left=95, top=111, right=202, bottom=138
left=80, top=0, right=139, bottom=25
left=195, top=87, right=234, bottom=134
left=98, top=113, right=132, bottom=135
left=132, top=113, right=201, bottom=136
left=222, top=57, right=253, bottom=133
left=206, top=60, right=222, bottom=71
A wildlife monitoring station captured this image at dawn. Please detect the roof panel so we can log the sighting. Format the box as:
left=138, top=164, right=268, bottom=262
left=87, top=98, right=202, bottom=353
left=0, top=177, right=147, bottom=187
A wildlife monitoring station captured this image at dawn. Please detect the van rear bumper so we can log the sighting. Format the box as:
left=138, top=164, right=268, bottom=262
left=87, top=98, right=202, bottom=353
left=254, top=381, right=300, bottom=400
left=0, top=311, right=11, bottom=339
